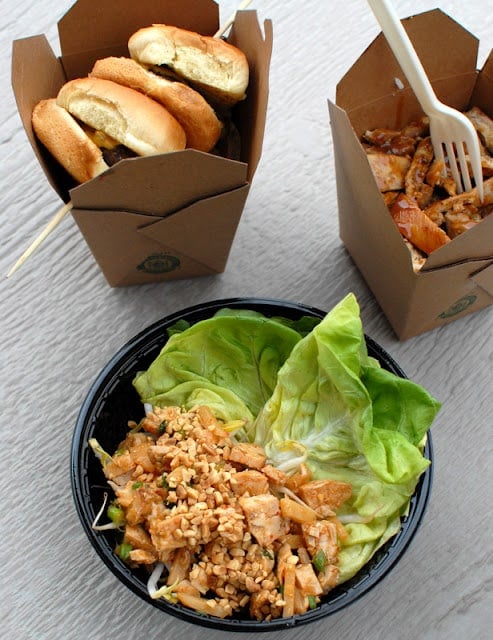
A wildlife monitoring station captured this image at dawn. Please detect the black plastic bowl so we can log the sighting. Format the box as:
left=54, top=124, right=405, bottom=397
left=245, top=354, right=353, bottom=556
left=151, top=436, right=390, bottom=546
left=71, top=298, right=433, bottom=632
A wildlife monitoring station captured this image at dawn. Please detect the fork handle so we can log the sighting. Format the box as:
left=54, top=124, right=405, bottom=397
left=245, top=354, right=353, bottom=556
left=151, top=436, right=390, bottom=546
left=367, top=0, right=440, bottom=114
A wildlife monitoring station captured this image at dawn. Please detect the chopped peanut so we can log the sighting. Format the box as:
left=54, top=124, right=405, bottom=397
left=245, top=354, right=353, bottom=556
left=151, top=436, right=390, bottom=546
left=97, top=405, right=348, bottom=621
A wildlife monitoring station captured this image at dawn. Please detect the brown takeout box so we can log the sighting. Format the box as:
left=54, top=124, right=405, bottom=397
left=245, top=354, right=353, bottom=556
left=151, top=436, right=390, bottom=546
left=11, top=0, right=272, bottom=286
left=329, top=9, right=493, bottom=339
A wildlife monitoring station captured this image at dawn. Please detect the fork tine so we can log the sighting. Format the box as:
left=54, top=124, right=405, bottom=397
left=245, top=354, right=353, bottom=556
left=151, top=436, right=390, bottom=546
left=457, top=142, right=472, bottom=193
left=445, top=141, right=463, bottom=194
left=464, top=130, right=485, bottom=203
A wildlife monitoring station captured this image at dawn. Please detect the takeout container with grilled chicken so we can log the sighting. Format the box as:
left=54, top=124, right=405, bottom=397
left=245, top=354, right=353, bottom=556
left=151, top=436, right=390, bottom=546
left=328, top=9, right=493, bottom=340
left=11, top=0, right=272, bottom=286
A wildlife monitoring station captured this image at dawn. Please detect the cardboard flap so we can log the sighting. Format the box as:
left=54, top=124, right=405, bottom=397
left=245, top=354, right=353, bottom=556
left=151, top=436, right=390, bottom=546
left=471, top=49, right=493, bottom=111
left=138, top=183, right=250, bottom=271
left=329, top=99, right=418, bottom=288
left=470, top=262, right=493, bottom=297
left=337, top=9, right=478, bottom=116
left=229, top=12, right=273, bottom=181
left=11, top=35, right=75, bottom=202
left=71, top=183, right=249, bottom=285
left=72, top=208, right=219, bottom=286
left=481, top=49, right=493, bottom=79
left=70, top=150, right=247, bottom=214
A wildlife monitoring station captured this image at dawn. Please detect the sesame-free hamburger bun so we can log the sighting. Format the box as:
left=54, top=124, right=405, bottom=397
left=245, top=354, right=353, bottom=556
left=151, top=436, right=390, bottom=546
left=89, top=57, right=222, bottom=152
left=128, top=24, right=249, bottom=106
left=56, top=77, right=186, bottom=157
left=32, top=98, right=109, bottom=184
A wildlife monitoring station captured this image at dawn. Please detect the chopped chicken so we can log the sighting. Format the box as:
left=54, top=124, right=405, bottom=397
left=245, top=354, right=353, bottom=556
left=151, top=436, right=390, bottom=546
left=405, top=137, right=434, bottom=208
left=366, top=152, right=411, bottom=191
left=362, top=107, right=493, bottom=266
left=445, top=205, right=483, bottom=238
left=295, top=563, right=323, bottom=596
left=301, top=520, right=339, bottom=566
left=230, top=469, right=269, bottom=496
left=362, top=128, right=417, bottom=156
left=424, top=176, right=493, bottom=222
left=466, top=106, right=493, bottom=154
left=390, top=193, right=451, bottom=254
left=425, top=159, right=458, bottom=198
left=239, top=494, right=289, bottom=547
left=298, top=479, right=352, bottom=512
left=229, top=442, right=266, bottom=469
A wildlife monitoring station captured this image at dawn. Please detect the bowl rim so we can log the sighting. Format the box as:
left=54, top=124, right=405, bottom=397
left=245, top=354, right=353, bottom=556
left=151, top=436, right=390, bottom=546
left=71, top=297, right=433, bottom=632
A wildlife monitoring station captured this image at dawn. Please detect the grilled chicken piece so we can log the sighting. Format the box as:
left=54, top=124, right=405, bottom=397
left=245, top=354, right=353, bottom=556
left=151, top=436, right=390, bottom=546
left=230, top=469, right=269, bottom=496
left=401, top=116, right=430, bottom=138
left=318, top=565, right=339, bottom=593
left=124, top=524, right=155, bottom=551
left=167, top=548, right=193, bottom=585
left=465, top=106, right=493, bottom=154
left=362, top=128, right=417, bottom=156
left=405, top=137, right=434, bottom=208
left=295, top=563, right=323, bottom=596
left=262, top=464, right=289, bottom=486
left=229, top=442, right=266, bottom=469
left=297, top=479, right=352, bottom=512
left=390, top=193, right=451, bottom=254
left=301, top=520, right=339, bottom=565
left=367, top=151, right=411, bottom=191
left=424, top=176, right=493, bottom=222
left=239, top=494, right=288, bottom=547
left=425, top=159, right=458, bottom=198
left=445, top=206, right=483, bottom=238
left=479, top=145, right=493, bottom=176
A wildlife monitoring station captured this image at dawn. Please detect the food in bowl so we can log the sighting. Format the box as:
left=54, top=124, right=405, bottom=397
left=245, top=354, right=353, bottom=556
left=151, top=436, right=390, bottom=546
left=85, top=293, right=440, bottom=624
left=91, top=404, right=352, bottom=620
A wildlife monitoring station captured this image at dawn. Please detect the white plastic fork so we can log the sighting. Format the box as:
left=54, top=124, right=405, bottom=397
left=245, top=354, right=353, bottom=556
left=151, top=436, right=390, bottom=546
left=367, top=0, right=484, bottom=202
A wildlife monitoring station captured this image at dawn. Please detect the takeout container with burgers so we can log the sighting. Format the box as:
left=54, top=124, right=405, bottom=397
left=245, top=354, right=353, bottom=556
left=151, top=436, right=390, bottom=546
left=328, top=9, right=493, bottom=339
left=11, top=0, right=272, bottom=286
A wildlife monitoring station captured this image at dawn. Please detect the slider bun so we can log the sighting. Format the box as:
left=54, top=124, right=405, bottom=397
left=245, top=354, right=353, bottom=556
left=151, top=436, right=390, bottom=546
left=56, top=77, right=186, bottom=156
left=32, top=98, right=109, bottom=184
left=128, top=24, right=249, bottom=105
left=90, top=57, right=222, bottom=152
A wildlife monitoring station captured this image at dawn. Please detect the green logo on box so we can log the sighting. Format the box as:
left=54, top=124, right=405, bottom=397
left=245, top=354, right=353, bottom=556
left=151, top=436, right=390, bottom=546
left=137, top=253, right=181, bottom=274
left=438, top=294, right=477, bottom=319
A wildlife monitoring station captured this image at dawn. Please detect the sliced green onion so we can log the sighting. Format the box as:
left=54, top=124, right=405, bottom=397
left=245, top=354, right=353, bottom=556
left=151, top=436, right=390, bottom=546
left=132, top=481, right=143, bottom=490
left=308, top=595, right=318, bottom=609
left=107, top=503, right=125, bottom=527
left=118, top=542, right=132, bottom=561
left=312, top=549, right=327, bottom=573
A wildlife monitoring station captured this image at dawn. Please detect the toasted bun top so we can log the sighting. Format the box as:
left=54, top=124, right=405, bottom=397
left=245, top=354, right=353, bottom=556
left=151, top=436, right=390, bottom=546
left=128, top=24, right=249, bottom=105
left=32, top=98, right=109, bottom=184
left=90, top=57, right=222, bottom=152
left=56, top=77, right=186, bottom=156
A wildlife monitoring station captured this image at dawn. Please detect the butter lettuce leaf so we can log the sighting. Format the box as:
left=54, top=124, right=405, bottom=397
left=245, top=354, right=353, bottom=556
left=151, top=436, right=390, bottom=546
left=133, top=315, right=303, bottom=424
left=251, top=293, right=440, bottom=582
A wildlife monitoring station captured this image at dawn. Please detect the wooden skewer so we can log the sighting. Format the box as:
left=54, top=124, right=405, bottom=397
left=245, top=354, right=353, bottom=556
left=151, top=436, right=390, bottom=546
left=214, top=0, right=253, bottom=38
left=6, top=201, right=73, bottom=278
left=7, top=0, right=254, bottom=279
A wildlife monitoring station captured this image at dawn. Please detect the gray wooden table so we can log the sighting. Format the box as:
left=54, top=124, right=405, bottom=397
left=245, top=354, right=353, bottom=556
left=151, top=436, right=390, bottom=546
left=1, top=1, right=492, bottom=639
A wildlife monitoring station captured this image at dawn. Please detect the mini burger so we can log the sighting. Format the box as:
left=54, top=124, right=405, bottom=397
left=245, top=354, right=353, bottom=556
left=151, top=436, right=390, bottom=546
left=128, top=24, right=249, bottom=106
left=32, top=77, right=186, bottom=184
left=89, top=57, right=222, bottom=152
